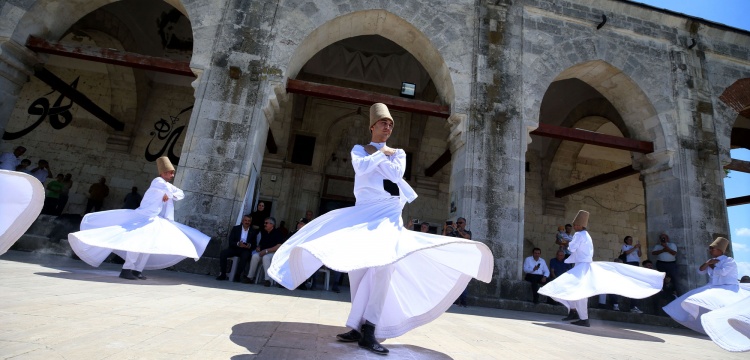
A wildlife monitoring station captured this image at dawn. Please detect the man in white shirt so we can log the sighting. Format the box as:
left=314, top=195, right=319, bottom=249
left=28, top=159, right=52, bottom=184
left=652, top=233, right=679, bottom=292
left=0, top=146, right=26, bottom=171
left=524, top=247, right=550, bottom=304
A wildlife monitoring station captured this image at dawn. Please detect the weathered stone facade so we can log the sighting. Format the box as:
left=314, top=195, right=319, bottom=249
left=1, top=0, right=748, bottom=305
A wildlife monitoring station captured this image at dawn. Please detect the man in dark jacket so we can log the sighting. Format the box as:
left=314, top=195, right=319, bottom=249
left=216, top=214, right=256, bottom=282
left=244, top=217, right=283, bottom=286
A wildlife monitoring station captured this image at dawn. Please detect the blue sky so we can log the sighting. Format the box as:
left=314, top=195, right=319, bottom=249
left=630, top=1, right=750, bottom=277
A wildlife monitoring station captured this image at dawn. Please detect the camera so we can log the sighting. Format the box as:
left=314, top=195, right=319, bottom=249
left=413, top=219, right=420, bottom=224
left=446, top=221, right=453, bottom=225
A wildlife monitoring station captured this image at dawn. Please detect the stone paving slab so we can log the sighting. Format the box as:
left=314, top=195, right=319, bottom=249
left=0, top=251, right=745, bottom=359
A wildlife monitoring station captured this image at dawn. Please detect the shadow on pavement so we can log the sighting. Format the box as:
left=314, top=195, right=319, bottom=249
left=229, top=321, right=453, bottom=359
left=533, top=322, right=665, bottom=342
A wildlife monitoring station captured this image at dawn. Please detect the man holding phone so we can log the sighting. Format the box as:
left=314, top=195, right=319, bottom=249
left=652, top=233, right=679, bottom=293
left=444, top=217, right=472, bottom=239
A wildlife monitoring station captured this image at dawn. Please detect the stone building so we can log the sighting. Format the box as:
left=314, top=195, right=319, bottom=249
left=1, top=0, right=748, bottom=305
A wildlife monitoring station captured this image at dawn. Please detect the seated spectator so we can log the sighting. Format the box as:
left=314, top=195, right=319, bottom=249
left=599, top=257, right=624, bottom=310
left=419, top=221, right=430, bottom=233
left=245, top=217, right=283, bottom=286
left=216, top=214, right=256, bottom=282
left=621, top=236, right=644, bottom=313
left=446, top=217, right=472, bottom=306
left=42, top=173, right=64, bottom=215
left=249, top=201, right=269, bottom=229
left=278, top=220, right=289, bottom=238
left=548, top=249, right=572, bottom=304
left=16, top=159, right=31, bottom=173
left=523, top=247, right=550, bottom=304
left=741, top=275, right=750, bottom=284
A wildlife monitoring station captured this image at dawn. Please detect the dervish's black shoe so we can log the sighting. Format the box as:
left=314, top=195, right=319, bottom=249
left=359, top=323, right=389, bottom=355
left=571, top=319, right=590, bottom=327
left=336, top=329, right=362, bottom=342
left=119, top=269, right=137, bottom=280
left=132, top=271, right=147, bottom=280
left=561, top=310, right=580, bottom=321
left=216, top=273, right=228, bottom=280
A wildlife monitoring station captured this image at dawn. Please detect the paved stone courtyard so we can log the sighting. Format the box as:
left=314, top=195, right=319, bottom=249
left=0, top=250, right=745, bottom=359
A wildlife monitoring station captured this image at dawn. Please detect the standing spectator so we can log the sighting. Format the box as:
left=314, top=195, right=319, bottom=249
left=16, top=159, right=31, bottom=173
left=216, top=214, right=256, bottom=282
left=277, top=220, right=289, bottom=238
left=249, top=201, right=269, bottom=229
left=419, top=221, right=430, bottom=233
left=652, top=232, right=679, bottom=292
left=29, top=159, right=52, bottom=184
left=244, top=217, right=283, bottom=286
left=621, top=236, right=642, bottom=266
left=122, top=187, right=142, bottom=209
left=85, top=177, right=110, bottom=214
left=523, top=247, right=550, bottom=304
left=42, top=174, right=65, bottom=215
left=621, top=235, right=644, bottom=313
left=56, top=173, right=73, bottom=215
left=0, top=146, right=26, bottom=171
left=305, top=210, right=314, bottom=223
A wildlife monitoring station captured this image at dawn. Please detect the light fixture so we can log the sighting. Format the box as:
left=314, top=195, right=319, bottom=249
left=400, top=82, right=416, bottom=98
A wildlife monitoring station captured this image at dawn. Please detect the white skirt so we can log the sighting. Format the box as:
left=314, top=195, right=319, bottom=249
left=0, top=170, right=44, bottom=255
left=268, top=197, right=494, bottom=338
left=663, top=283, right=750, bottom=334
left=538, top=262, right=664, bottom=310
left=68, top=209, right=210, bottom=270
left=701, top=291, right=750, bottom=352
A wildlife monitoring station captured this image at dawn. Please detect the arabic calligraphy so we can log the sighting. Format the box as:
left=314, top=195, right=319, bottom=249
left=144, top=105, right=193, bottom=164
left=3, top=77, right=78, bottom=140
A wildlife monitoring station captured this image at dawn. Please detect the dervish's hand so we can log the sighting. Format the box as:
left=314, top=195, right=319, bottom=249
left=380, top=145, right=396, bottom=156
left=706, top=258, right=720, bottom=266
left=162, top=194, right=169, bottom=202
left=364, top=145, right=378, bottom=155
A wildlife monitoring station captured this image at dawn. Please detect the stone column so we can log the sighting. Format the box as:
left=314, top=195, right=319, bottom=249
left=638, top=146, right=730, bottom=294
left=0, top=39, right=36, bottom=138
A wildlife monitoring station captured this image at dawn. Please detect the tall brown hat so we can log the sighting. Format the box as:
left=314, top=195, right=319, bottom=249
left=572, top=210, right=589, bottom=228
left=369, top=103, right=394, bottom=128
left=709, top=237, right=730, bottom=253
left=156, top=156, right=175, bottom=174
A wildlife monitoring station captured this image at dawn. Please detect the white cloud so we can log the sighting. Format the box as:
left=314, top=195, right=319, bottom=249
left=738, top=261, right=750, bottom=278
left=735, top=242, right=748, bottom=251
left=737, top=228, right=750, bottom=237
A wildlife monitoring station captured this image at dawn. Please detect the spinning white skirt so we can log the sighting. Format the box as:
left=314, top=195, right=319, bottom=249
left=68, top=209, right=210, bottom=270
left=538, top=262, right=664, bottom=310
left=0, top=170, right=44, bottom=255
left=663, top=283, right=750, bottom=335
left=269, top=197, right=494, bottom=339
left=701, top=290, right=750, bottom=352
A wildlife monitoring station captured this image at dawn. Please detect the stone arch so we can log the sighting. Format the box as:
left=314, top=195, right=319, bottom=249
left=524, top=37, right=666, bottom=149
left=718, top=78, right=750, bottom=156
left=282, top=9, right=456, bottom=108
left=3, top=0, right=211, bottom=70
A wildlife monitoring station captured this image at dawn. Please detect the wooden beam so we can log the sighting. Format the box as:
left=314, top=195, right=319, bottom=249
left=33, top=67, right=125, bottom=131
left=26, top=36, right=194, bottom=77
left=725, top=158, right=750, bottom=173
left=424, top=148, right=452, bottom=177
left=266, top=129, right=277, bottom=154
left=727, top=195, right=750, bottom=207
left=531, top=123, right=654, bottom=153
left=555, top=165, right=639, bottom=198
left=286, top=79, right=451, bottom=118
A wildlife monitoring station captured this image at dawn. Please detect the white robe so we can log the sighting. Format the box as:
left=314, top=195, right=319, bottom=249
left=539, top=230, right=664, bottom=314
left=701, top=290, right=750, bottom=352
left=0, top=170, right=44, bottom=254
left=269, top=143, right=494, bottom=339
left=67, top=177, right=210, bottom=270
left=663, top=257, right=750, bottom=336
